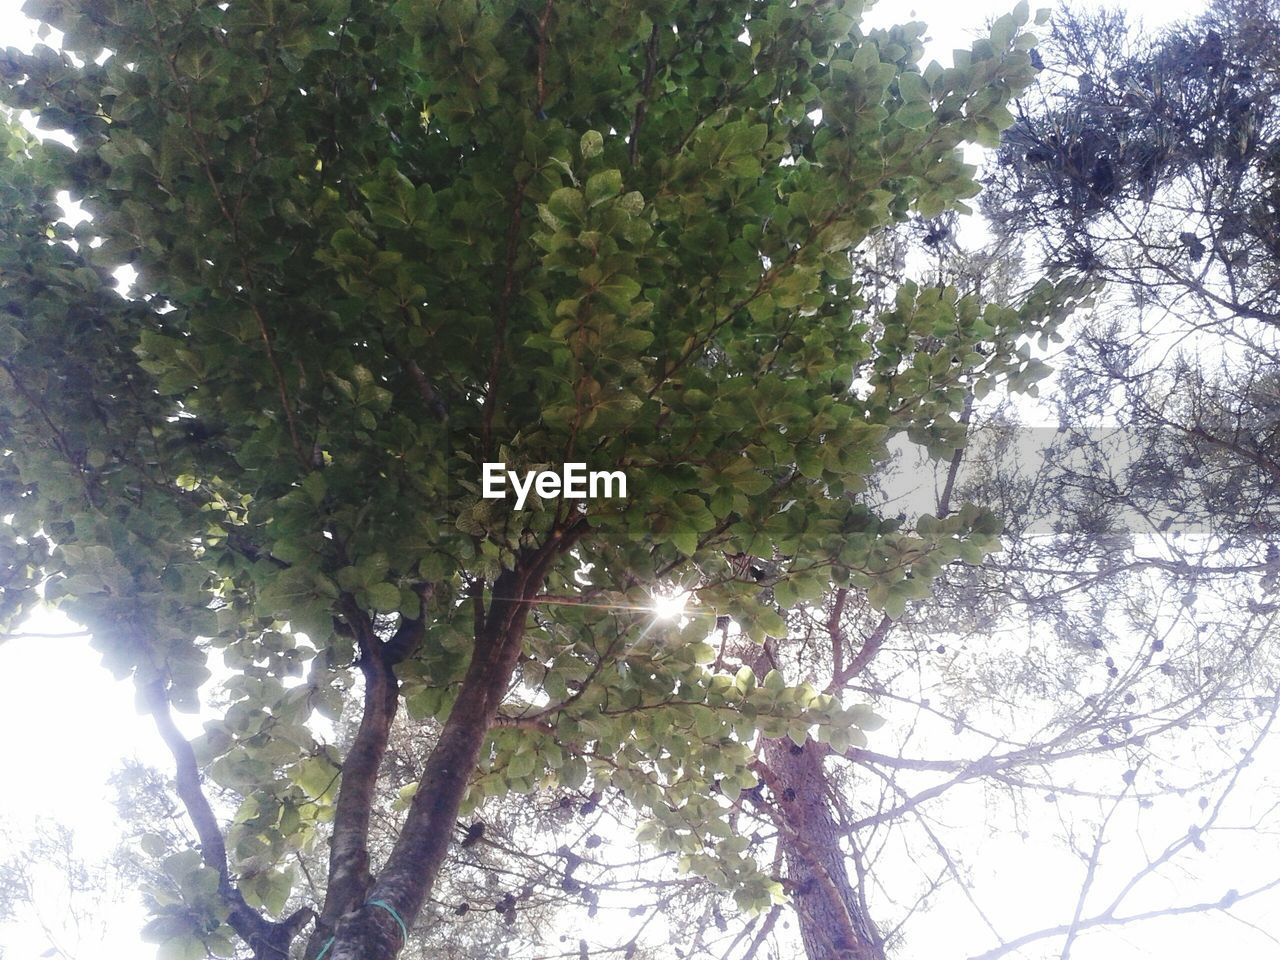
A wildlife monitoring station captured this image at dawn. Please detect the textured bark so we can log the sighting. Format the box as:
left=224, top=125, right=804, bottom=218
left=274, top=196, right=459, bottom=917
left=743, top=641, right=882, bottom=960
left=302, top=602, right=423, bottom=958
left=761, top=737, right=884, bottom=960
left=314, top=525, right=582, bottom=960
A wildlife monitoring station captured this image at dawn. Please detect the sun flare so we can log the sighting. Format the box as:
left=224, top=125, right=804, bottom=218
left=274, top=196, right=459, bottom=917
left=650, top=590, right=691, bottom=622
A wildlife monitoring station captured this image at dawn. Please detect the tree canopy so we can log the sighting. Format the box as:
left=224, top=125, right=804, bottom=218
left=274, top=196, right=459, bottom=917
left=0, top=1, right=1082, bottom=958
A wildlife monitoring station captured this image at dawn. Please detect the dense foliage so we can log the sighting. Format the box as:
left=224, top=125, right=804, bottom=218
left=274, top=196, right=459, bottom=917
left=0, top=1, right=1077, bottom=958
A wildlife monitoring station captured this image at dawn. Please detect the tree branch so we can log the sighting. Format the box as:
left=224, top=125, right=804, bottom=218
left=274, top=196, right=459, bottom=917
left=143, top=679, right=305, bottom=958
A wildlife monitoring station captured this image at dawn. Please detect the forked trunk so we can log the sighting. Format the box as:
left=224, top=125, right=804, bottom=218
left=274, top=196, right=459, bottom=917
left=306, top=545, right=572, bottom=960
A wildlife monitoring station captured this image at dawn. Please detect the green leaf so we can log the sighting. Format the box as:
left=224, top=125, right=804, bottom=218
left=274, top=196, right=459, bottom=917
left=881, top=589, right=908, bottom=619
left=507, top=750, right=537, bottom=780
left=897, top=72, right=929, bottom=103
left=847, top=703, right=886, bottom=731
left=971, top=117, right=1002, bottom=148
left=257, top=569, right=329, bottom=619
left=896, top=102, right=934, bottom=130
left=548, top=187, right=586, bottom=223
left=585, top=169, right=623, bottom=206
left=560, top=757, right=588, bottom=790
left=990, top=12, right=1017, bottom=48
left=366, top=582, right=402, bottom=612
left=580, top=129, right=604, bottom=159
left=756, top=607, right=787, bottom=637
left=598, top=275, right=641, bottom=311
left=671, top=527, right=699, bottom=557
left=688, top=642, right=716, bottom=664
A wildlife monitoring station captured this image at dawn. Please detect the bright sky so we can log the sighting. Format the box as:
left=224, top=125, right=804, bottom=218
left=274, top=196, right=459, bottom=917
left=0, top=0, right=1244, bottom=958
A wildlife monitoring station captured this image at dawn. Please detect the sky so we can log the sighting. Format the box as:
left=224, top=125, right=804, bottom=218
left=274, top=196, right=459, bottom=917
left=0, top=0, right=1245, bottom=958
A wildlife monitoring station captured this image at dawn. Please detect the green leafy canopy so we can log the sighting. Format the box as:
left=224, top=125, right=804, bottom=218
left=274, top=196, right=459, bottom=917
left=0, top=0, right=1082, bottom=954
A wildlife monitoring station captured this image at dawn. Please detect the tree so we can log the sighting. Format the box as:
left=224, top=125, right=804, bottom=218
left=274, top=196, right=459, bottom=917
left=0, top=1, right=1071, bottom=959
left=0, top=817, right=131, bottom=960
left=987, top=0, right=1280, bottom=325
left=865, top=0, right=1280, bottom=953
left=651, top=57, right=1280, bottom=948
left=984, top=0, right=1280, bottom=551
left=682, top=233, right=1280, bottom=958
left=982, top=0, right=1280, bottom=667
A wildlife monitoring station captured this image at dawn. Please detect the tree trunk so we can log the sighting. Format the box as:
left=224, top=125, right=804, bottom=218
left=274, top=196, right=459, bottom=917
left=761, top=737, right=884, bottom=960
left=301, top=606, right=406, bottom=958
left=311, top=530, right=578, bottom=960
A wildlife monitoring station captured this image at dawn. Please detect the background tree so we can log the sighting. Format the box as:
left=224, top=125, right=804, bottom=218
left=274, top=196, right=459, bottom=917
left=0, top=817, right=132, bottom=960
left=850, top=0, right=1280, bottom=953
left=987, top=0, right=1280, bottom=325
left=626, top=22, right=1280, bottom=945
left=982, top=0, right=1280, bottom=675
left=0, top=2, right=1065, bottom=960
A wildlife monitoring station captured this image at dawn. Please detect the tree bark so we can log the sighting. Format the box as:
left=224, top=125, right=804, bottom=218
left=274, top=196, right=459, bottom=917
left=311, top=525, right=582, bottom=960
left=761, top=737, right=884, bottom=960
left=302, top=601, right=418, bottom=957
